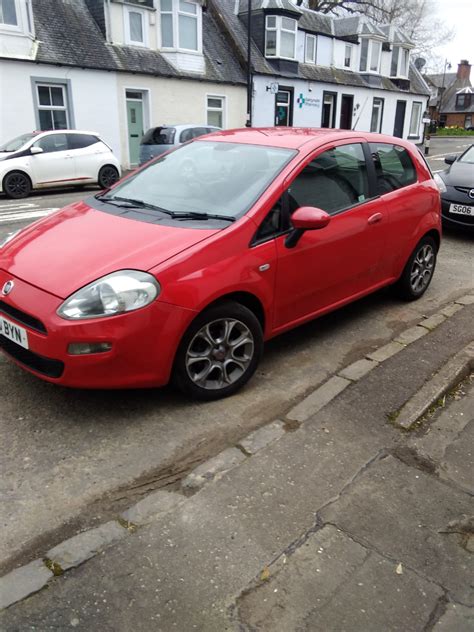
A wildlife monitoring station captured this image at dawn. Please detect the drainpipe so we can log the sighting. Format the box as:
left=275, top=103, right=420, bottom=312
left=246, top=0, right=253, bottom=127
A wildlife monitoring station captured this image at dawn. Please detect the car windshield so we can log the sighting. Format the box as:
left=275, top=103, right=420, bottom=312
left=0, top=132, right=37, bottom=152
left=458, top=145, right=474, bottom=163
left=102, top=141, right=296, bottom=219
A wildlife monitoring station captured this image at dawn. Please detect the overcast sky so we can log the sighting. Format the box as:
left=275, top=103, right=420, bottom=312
left=431, top=0, right=472, bottom=68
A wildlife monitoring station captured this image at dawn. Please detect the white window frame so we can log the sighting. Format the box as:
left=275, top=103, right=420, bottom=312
left=0, top=0, right=33, bottom=34
left=160, top=0, right=202, bottom=53
left=304, top=33, right=316, bottom=63
left=265, top=15, right=297, bottom=61
left=206, top=94, right=225, bottom=128
left=370, top=97, right=384, bottom=133
left=124, top=6, right=148, bottom=47
left=35, top=83, right=70, bottom=131
left=390, top=46, right=410, bottom=78
left=359, top=38, right=382, bottom=74
left=409, top=101, right=422, bottom=137
left=344, top=44, right=353, bottom=69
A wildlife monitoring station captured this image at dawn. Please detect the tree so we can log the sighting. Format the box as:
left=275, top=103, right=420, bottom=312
left=295, top=0, right=454, bottom=63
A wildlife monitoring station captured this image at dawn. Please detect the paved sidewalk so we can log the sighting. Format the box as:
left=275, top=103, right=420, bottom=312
left=1, top=305, right=473, bottom=631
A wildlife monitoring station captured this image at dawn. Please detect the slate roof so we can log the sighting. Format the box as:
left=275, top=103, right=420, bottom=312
left=298, top=8, right=334, bottom=36
left=379, top=25, right=413, bottom=47
left=238, top=0, right=302, bottom=13
left=439, top=77, right=473, bottom=113
left=333, top=16, right=385, bottom=39
left=29, top=0, right=246, bottom=85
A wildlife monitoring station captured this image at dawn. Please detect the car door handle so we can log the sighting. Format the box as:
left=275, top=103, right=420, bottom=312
left=368, top=213, right=383, bottom=225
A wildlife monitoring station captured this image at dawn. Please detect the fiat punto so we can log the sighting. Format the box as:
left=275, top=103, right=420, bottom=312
left=0, top=128, right=441, bottom=400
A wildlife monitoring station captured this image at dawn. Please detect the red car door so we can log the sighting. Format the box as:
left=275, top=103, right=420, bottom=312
left=272, top=140, right=388, bottom=332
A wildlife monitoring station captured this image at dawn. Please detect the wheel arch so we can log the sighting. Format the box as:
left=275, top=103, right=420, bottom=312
left=2, top=169, right=33, bottom=188
left=200, top=291, right=266, bottom=334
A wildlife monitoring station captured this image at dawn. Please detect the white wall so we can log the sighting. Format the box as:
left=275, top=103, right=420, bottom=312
left=0, top=60, right=122, bottom=161
left=252, top=74, right=428, bottom=141
left=316, top=35, right=332, bottom=67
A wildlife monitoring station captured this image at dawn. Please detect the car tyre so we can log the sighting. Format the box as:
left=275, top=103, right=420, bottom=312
left=172, top=301, right=263, bottom=401
left=394, top=236, right=438, bottom=301
left=3, top=171, right=32, bottom=199
left=98, top=165, right=120, bottom=190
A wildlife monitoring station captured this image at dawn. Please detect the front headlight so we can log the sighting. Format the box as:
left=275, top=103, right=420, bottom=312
left=0, top=229, right=21, bottom=249
left=57, top=270, right=160, bottom=320
left=433, top=173, right=447, bottom=193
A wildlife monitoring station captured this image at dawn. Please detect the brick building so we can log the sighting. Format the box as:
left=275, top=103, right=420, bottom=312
left=425, top=60, right=473, bottom=129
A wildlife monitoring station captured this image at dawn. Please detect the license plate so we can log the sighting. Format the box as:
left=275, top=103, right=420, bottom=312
left=0, top=316, right=29, bottom=349
left=449, top=203, right=473, bottom=216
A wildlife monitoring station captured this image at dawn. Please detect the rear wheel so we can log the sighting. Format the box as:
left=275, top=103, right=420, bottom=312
left=172, top=301, right=263, bottom=400
left=98, top=165, right=119, bottom=189
left=3, top=171, right=32, bottom=199
left=395, top=236, right=437, bottom=300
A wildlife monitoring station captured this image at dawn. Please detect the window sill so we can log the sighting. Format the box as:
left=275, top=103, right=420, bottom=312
left=408, top=135, right=420, bottom=140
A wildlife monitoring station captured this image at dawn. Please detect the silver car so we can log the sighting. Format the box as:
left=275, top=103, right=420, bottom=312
left=139, top=124, right=220, bottom=165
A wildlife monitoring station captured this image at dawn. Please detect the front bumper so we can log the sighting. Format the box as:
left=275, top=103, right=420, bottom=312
left=0, top=269, right=196, bottom=388
left=441, top=189, right=474, bottom=230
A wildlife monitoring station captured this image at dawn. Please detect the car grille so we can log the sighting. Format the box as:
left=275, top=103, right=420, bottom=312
left=0, top=335, right=64, bottom=378
left=0, top=300, right=47, bottom=334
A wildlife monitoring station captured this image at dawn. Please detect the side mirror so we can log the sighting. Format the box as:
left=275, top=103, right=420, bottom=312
left=30, top=146, right=44, bottom=155
left=444, top=154, right=456, bottom=165
left=285, top=206, right=331, bottom=249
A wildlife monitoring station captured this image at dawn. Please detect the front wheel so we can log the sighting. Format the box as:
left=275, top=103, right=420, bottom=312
left=3, top=171, right=32, bottom=199
left=172, top=301, right=263, bottom=400
left=98, top=165, right=119, bottom=190
left=394, top=236, right=437, bottom=300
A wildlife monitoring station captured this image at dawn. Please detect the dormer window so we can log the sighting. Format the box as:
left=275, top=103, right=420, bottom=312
left=359, top=38, right=381, bottom=73
left=456, top=93, right=471, bottom=108
left=305, top=33, right=316, bottom=63
left=344, top=44, right=353, bottom=68
left=125, top=8, right=146, bottom=46
left=265, top=15, right=297, bottom=60
left=390, top=46, right=410, bottom=78
left=0, top=0, right=17, bottom=26
left=160, top=0, right=200, bottom=52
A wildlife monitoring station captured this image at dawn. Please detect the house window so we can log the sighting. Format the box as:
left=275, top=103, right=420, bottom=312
left=370, top=97, right=384, bottom=133
left=125, top=8, right=146, bottom=46
left=409, top=101, right=422, bottom=137
left=0, top=0, right=16, bottom=25
left=369, top=40, right=381, bottom=72
left=161, top=0, right=200, bottom=52
left=207, top=96, right=224, bottom=128
left=265, top=15, right=296, bottom=60
left=305, top=33, right=316, bottom=63
left=359, top=39, right=368, bottom=71
left=456, top=93, right=471, bottom=108
left=344, top=45, right=352, bottom=68
left=36, top=84, right=70, bottom=130
left=360, top=39, right=381, bottom=73
left=391, top=46, right=410, bottom=77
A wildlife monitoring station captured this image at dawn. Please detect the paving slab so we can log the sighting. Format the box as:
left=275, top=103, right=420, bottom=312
left=320, top=455, right=474, bottom=605
left=434, top=603, right=474, bottom=631
left=439, top=420, right=474, bottom=494
left=235, top=525, right=442, bottom=632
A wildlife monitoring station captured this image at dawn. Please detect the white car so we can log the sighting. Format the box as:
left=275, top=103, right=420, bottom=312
left=0, top=130, right=121, bottom=199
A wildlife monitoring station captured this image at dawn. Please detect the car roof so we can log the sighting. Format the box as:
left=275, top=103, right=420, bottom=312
left=33, top=129, right=100, bottom=137
left=198, top=127, right=414, bottom=150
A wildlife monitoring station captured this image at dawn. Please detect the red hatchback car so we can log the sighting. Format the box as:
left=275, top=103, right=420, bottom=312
left=0, top=128, right=440, bottom=399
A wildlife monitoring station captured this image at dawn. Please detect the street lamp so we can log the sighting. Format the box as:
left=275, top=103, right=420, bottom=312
left=246, top=0, right=252, bottom=127
left=438, top=59, right=452, bottom=128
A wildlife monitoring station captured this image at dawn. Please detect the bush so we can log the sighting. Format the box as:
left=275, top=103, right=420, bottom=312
left=434, top=126, right=474, bottom=136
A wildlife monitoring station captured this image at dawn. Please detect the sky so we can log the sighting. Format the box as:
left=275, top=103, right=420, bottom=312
left=430, top=0, right=472, bottom=69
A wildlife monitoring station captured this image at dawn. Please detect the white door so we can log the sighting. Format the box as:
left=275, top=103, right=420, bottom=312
left=30, top=133, right=76, bottom=186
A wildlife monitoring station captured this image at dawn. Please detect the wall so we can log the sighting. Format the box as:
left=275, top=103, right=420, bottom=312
left=252, top=74, right=428, bottom=141
left=116, top=74, right=246, bottom=168
left=0, top=60, right=121, bottom=159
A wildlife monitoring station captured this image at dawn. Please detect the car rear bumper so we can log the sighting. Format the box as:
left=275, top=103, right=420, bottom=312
left=0, top=270, right=196, bottom=388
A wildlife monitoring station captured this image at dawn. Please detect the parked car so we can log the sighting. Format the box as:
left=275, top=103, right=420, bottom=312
left=0, top=128, right=441, bottom=400
left=139, top=124, right=220, bottom=165
left=0, top=130, right=121, bottom=199
left=434, top=144, right=474, bottom=231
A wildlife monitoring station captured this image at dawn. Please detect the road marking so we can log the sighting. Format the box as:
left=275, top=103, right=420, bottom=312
left=0, top=203, right=36, bottom=212
left=0, top=209, right=59, bottom=223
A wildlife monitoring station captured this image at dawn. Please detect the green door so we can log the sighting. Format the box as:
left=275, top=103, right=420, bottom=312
left=127, top=99, right=144, bottom=166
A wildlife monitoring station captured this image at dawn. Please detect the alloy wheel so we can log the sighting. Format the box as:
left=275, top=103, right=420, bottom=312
left=410, top=244, right=435, bottom=294
left=185, top=318, right=255, bottom=390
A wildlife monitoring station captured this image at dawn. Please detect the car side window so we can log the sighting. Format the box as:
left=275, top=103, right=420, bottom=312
left=68, top=134, right=99, bottom=150
left=254, top=200, right=287, bottom=244
left=288, top=143, right=369, bottom=216
left=369, top=143, right=417, bottom=195
left=179, top=129, right=194, bottom=143
left=34, top=134, right=68, bottom=153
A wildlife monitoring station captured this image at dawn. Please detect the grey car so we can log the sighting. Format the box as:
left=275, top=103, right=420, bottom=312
left=139, top=124, right=220, bottom=165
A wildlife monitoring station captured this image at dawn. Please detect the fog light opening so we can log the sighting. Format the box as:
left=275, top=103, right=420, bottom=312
left=68, top=342, right=113, bottom=355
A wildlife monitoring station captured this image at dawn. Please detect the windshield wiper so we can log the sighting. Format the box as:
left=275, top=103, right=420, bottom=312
left=95, top=195, right=173, bottom=215
left=170, top=212, right=236, bottom=222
